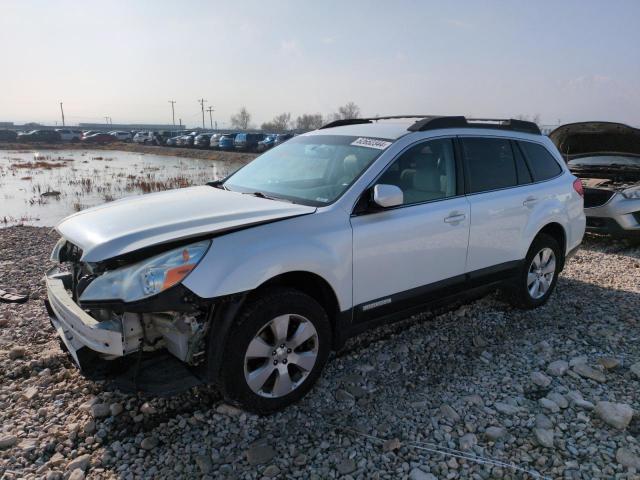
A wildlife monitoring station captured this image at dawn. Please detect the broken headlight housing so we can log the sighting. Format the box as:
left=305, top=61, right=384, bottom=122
left=80, top=240, right=211, bottom=303
left=50, top=237, right=66, bottom=262
left=621, top=185, right=640, bottom=199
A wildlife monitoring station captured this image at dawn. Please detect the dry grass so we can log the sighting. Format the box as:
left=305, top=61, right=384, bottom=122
left=12, top=161, right=66, bottom=169
left=1, top=148, right=247, bottom=227
left=0, top=141, right=259, bottom=163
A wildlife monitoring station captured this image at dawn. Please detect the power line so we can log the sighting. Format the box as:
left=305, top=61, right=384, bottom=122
left=206, top=106, right=215, bottom=129
left=197, top=99, right=207, bottom=129
left=168, top=100, right=176, bottom=128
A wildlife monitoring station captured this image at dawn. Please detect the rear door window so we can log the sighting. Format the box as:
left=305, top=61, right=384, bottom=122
left=461, top=137, right=518, bottom=193
left=518, top=141, right=562, bottom=181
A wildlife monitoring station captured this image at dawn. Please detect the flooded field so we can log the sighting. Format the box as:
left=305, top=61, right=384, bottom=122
left=0, top=149, right=248, bottom=227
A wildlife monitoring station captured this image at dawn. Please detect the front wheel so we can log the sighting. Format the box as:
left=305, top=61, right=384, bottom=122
left=218, top=288, right=331, bottom=413
left=503, top=233, right=562, bottom=309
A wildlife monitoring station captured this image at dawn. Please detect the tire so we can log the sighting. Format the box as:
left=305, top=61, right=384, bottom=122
left=503, top=233, right=562, bottom=309
left=218, top=288, right=331, bottom=413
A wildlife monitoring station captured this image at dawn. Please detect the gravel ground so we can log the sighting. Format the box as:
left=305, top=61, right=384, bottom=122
left=0, top=226, right=639, bottom=480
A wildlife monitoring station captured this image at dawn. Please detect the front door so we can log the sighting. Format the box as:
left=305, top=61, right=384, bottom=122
left=351, top=137, right=470, bottom=322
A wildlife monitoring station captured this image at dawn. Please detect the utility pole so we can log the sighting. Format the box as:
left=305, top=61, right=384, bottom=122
left=168, top=100, right=176, bottom=128
left=104, top=116, right=109, bottom=126
left=59, top=102, right=65, bottom=126
left=197, top=99, right=207, bottom=129
left=206, top=106, right=214, bottom=129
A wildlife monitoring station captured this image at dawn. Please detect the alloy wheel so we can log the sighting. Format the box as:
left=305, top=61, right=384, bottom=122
left=527, top=247, right=556, bottom=299
left=243, top=314, right=319, bottom=398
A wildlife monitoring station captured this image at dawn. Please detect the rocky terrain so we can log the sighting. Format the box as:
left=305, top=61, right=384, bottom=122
left=0, top=226, right=639, bottom=479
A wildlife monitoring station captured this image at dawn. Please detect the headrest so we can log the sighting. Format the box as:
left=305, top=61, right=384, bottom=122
left=413, top=159, right=441, bottom=192
left=343, top=154, right=361, bottom=177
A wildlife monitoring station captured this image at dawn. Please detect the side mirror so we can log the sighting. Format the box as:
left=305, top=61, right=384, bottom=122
left=372, top=184, right=403, bottom=208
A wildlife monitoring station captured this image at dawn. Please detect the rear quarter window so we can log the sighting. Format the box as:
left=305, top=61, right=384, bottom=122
left=512, top=141, right=533, bottom=184
left=518, top=141, right=562, bottom=181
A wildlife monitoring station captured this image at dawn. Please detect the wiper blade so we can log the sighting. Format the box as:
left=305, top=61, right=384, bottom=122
left=244, top=191, right=269, bottom=198
left=242, top=191, right=292, bottom=203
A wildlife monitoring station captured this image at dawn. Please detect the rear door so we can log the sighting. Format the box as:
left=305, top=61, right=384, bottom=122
left=351, top=137, right=470, bottom=321
left=460, top=136, right=534, bottom=273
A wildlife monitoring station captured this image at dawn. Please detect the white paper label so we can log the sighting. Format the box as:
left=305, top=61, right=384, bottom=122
left=351, top=137, right=393, bottom=150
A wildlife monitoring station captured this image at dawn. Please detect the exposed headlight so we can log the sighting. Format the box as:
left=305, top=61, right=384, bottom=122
left=622, top=186, right=640, bottom=199
left=80, top=240, right=211, bottom=302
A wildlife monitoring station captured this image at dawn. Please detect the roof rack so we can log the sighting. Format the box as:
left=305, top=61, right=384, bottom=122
left=319, top=115, right=440, bottom=130
left=408, top=116, right=541, bottom=135
left=319, top=118, right=372, bottom=129
left=319, top=115, right=541, bottom=135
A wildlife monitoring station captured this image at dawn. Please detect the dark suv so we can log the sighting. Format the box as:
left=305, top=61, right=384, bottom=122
left=234, top=133, right=266, bottom=152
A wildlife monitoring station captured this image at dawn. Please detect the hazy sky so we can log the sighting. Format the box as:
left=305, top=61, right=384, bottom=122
left=1, top=0, right=639, bottom=127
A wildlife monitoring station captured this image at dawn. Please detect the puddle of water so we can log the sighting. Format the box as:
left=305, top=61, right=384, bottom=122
left=0, top=150, right=247, bottom=227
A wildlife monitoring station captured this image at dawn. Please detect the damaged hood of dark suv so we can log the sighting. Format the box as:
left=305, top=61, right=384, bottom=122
left=55, top=185, right=316, bottom=262
left=549, top=121, right=640, bottom=191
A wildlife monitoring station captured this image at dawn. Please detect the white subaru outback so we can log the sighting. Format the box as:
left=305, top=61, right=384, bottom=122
left=45, top=116, right=585, bottom=412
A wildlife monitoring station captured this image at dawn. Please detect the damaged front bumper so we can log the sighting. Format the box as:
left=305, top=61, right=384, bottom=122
left=45, top=267, right=213, bottom=373
left=45, top=268, right=124, bottom=368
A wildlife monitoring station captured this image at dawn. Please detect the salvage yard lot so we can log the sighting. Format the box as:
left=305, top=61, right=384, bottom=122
left=0, top=228, right=638, bottom=479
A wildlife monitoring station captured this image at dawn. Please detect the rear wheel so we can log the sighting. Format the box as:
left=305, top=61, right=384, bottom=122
left=218, top=288, right=331, bottom=413
left=503, top=233, right=562, bottom=309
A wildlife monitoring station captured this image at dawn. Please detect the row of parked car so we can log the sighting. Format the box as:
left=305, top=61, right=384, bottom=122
left=135, top=130, right=294, bottom=152
left=0, top=128, right=295, bottom=152
left=0, top=128, right=133, bottom=144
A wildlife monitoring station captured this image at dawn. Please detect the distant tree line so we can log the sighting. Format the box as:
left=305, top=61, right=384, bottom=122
left=229, top=102, right=362, bottom=132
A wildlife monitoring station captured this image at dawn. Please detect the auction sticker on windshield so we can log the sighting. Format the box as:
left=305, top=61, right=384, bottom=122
left=351, top=137, right=393, bottom=150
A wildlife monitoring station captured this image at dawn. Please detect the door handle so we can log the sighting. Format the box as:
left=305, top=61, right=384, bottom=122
left=444, top=213, right=466, bottom=224
left=523, top=196, right=538, bottom=207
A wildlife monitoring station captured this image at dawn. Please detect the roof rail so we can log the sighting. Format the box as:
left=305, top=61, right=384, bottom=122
left=407, top=116, right=467, bottom=131
left=320, top=115, right=541, bottom=135
left=319, top=118, right=372, bottom=129
left=466, top=118, right=541, bottom=134
left=408, top=116, right=541, bottom=135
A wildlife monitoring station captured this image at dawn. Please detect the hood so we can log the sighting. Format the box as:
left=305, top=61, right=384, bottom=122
left=56, top=186, right=316, bottom=262
left=549, top=122, right=640, bottom=159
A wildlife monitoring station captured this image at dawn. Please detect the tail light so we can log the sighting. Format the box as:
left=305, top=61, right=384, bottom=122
left=573, top=178, right=584, bottom=197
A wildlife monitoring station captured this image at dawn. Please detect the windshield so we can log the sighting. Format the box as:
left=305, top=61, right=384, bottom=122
left=224, top=134, right=389, bottom=206
left=569, top=155, right=640, bottom=168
